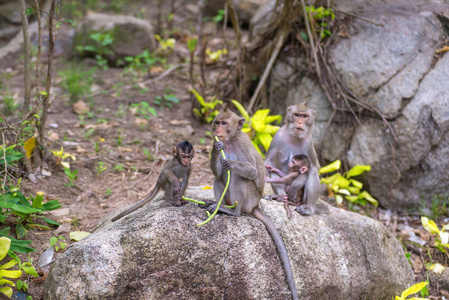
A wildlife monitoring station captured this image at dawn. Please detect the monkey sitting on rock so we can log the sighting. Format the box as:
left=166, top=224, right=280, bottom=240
left=265, top=102, right=329, bottom=216
left=112, top=140, right=194, bottom=222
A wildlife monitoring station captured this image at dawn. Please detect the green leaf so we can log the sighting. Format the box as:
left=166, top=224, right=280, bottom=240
left=231, top=100, right=250, bottom=122
left=11, top=204, right=41, bottom=214
left=264, top=115, right=282, bottom=124
left=189, top=89, right=206, bottom=107
left=0, top=259, right=17, bottom=270
left=345, top=165, right=371, bottom=178
left=187, top=38, right=197, bottom=53
left=319, top=160, right=341, bottom=174
left=16, top=279, right=23, bottom=291
left=320, top=173, right=341, bottom=184
left=0, top=269, right=22, bottom=279
left=41, top=217, right=60, bottom=226
left=349, top=179, right=363, bottom=189
left=26, top=8, right=34, bottom=14
left=15, top=224, right=28, bottom=239
left=42, top=200, right=62, bottom=211
left=0, top=279, right=14, bottom=287
left=83, top=45, right=97, bottom=52
left=256, top=132, right=272, bottom=152
left=148, top=107, right=157, bottom=116
left=69, top=231, right=91, bottom=241
left=400, top=282, right=428, bottom=299
left=32, top=194, right=44, bottom=208
left=40, top=90, right=48, bottom=96
left=50, top=236, right=58, bottom=247
left=357, top=191, right=378, bottom=207
left=0, top=237, right=11, bottom=261
left=22, top=266, right=39, bottom=277
left=0, top=287, right=13, bottom=298
left=60, top=242, right=66, bottom=250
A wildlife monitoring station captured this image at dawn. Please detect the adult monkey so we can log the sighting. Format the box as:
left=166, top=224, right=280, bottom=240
left=207, top=108, right=299, bottom=300
left=112, top=140, right=194, bottom=222
left=265, top=102, right=329, bottom=216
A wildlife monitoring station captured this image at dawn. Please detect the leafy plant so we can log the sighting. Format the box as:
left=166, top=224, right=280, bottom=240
left=77, top=32, right=115, bottom=69
left=421, top=216, right=449, bottom=256
left=0, top=237, right=22, bottom=298
left=123, top=50, right=163, bottom=75
left=58, top=64, right=95, bottom=103
left=393, top=281, right=429, bottom=300
left=305, top=6, right=335, bottom=39
left=51, top=147, right=76, bottom=169
left=1, top=93, right=19, bottom=116
left=206, top=48, right=228, bottom=63
left=114, top=164, right=124, bottom=172
left=63, top=168, right=78, bottom=187
left=231, top=100, right=282, bottom=158
left=154, top=93, right=180, bottom=108
left=319, top=160, right=378, bottom=207
left=130, top=101, right=157, bottom=119
left=189, top=89, right=223, bottom=123
left=142, top=148, right=155, bottom=161
left=50, top=236, right=66, bottom=252
left=212, top=9, right=225, bottom=23
left=96, top=161, right=107, bottom=176
left=154, top=34, right=176, bottom=54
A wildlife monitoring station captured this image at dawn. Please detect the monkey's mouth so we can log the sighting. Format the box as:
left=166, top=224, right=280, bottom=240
left=294, top=127, right=304, bottom=131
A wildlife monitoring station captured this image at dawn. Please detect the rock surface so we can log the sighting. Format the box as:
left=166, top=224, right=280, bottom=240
left=204, top=0, right=271, bottom=25
left=72, top=13, right=156, bottom=65
left=256, top=0, right=449, bottom=209
left=43, top=188, right=413, bottom=299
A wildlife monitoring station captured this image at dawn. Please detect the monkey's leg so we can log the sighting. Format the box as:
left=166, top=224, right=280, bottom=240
left=165, top=183, right=183, bottom=206
left=269, top=172, right=287, bottom=195
left=207, top=177, right=241, bottom=216
left=295, top=205, right=314, bottom=216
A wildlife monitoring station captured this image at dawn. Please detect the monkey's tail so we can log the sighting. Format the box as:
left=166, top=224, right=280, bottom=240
left=252, top=207, right=299, bottom=300
left=111, top=186, right=160, bottom=222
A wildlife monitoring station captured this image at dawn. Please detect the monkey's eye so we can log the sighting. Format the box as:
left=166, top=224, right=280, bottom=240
left=302, top=114, right=309, bottom=119
left=293, top=113, right=300, bottom=117
left=221, top=121, right=227, bottom=126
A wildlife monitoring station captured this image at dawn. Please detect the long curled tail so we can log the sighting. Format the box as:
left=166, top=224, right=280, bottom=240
left=111, top=186, right=159, bottom=222
left=252, top=207, right=299, bottom=300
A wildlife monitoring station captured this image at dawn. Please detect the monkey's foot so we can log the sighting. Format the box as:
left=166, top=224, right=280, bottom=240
left=295, top=205, right=314, bottom=216
left=198, top=199, right=216, bottom=209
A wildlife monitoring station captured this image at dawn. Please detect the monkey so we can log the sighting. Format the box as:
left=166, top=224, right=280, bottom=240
left=205, top=107, right=299, bottom=300
left=265, top=102, right=329, bottom=216
left=111, top=140, right=194, bottom=222
left=265, top=155, right=311, bottom=218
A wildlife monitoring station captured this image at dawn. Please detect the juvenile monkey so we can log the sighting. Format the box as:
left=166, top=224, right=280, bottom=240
left=112, top=140, right=194, bottom=222
left=265, top=102, right=329, bottom=216
left=207, top=108, right=299, bottom=300
left=265, top=155, right=310, bottom=218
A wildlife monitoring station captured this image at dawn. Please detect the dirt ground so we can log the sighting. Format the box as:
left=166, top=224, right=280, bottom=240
left=1, top=0, right=448, bottom=299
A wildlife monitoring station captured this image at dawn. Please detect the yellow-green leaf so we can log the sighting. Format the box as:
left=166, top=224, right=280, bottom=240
left=0, top=269, right=22, bottom=279
left=337, top=189, right=351, bottom=196
left=320, top=173, right=341, bottom=184
left=61, top=162, right=70, bottom=169
left=0, top=260, right=17, bottom=270
left=0, top=287, right=12, bottom=298
left=69, top=231, right=91, bottom=242
left=241, top=127, right=251, bottom=133
left=189, top=89, right=206, bottom=107
left=358, top=191, right=378, bottom=207
left=24, top=136, right=36, bottom=159
left=347, top=187, right=361, bottom=194
left=346, top=195, right=358, bottom=202
left=349, top=179, right=363, bottom=189
left=0, top=237, right=11, bottom=261
left=231, top=100, right=249, bottom=122
left=332, top=176, right=350, bottom=189
left=319, top=160, right=341, bottom=174
left=252, top=109, right=270, bottom=122
left=202, top=186, right=212, bottom=190
left=22, top=266, right=39, bottom=277
left=421, top=216, right=440, bottom=234
left=345, top=165, right=371, bottom=178
left=251, top=118, right=266, bottom=133
left=251, top=140, right=264, bottom=158
left=0, top=279, right=14, bottom=286
left=257, top=132, right=272, bottom=152
left=400, top=282, right=428, bottom=299
left=264, top=115, right=282, bottom=124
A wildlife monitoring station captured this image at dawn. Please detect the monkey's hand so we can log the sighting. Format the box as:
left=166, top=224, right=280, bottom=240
left=173, top=181, right=181, bottom=195
left=198, top=199, right=216, bottom=209
left=222, top=159, right=231, bottom=171
left=214, top=140, right=225, bottom=151
left=265, top=165, right=274, bottom=171
left=296, top=205, right=314, bottom=216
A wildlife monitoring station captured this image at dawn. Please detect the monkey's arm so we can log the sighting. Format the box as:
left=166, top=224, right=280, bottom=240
left=287, top=175, right=307, bottom=204
left=163, top=169, right=181, bottom=193
left=179, top=168, right=191, bottom=196
left=266, top=165, right=287, bottom=177
left=225, top=159, right=258, bottom=180
left=265, top=172, right=298, bottom=184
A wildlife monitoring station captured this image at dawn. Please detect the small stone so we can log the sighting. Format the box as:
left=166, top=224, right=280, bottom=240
left=49, top=123, right=59, bottom=128
left=54, top=223, right=71, bottom=235
left=72, top=101, right=90, bottom=115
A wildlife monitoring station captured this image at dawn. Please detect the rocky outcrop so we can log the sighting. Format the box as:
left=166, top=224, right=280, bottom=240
left=72, top=13, right=156, bottom=65
left=256, top=0, right=449, bottom=209
left=204, top=0, right=271, bottom=26
left=43, top=188, right=413, bottom=299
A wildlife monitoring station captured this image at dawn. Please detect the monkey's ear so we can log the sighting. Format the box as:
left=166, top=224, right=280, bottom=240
left=172, top=146, right=177, bottom=157
left=310, top=108, right=316, bottom=117
left=238, top=118, right=245, bottom=130
left=300, top=166, right=308, bottom=174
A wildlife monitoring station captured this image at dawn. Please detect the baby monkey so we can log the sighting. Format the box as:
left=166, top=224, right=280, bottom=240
left=112, top=140, right=194, bottom=222
left=265, top=154, right=310, bottom=218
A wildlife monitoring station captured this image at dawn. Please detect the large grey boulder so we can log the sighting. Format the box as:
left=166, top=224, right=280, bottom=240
left=72, top=13, right=156, bottom=65
left=43, top=188, right=413, bottom=299
left=258, top=0, right=449, bottom=209
left=204, top=0, right=271, bottom=26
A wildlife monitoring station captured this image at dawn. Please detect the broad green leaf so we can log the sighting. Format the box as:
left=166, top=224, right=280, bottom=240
left=69, top=231, right=91, bottom=242
left=231, top=100, right=250, bottom=122
left=41, top=217, right=60, bottom=226
left=0, top=279, right=14, bottom=286
left=0, top=260, right=17, bottom=270
left=0, top=237, right=11, bottom=261
left=8, top=243, right=35, bottom=254
left=264, top=115, right=282, bottom=124
left=251, top=109, right=270, bottom=123
left=11, top=204, right=41, bottom=214
left=16, top=224, right=28, bottom=239
left=349, top=179, right=363, bottom=189
left=32, top=194, right=44, bottom=209
left=241, top=127, right=251, bottom=133
left=400, top=282, right=428, bottom=299
left=50, top=236, right=58, bottom=247
left=16, top=279, right=23, bottom=291
left=0, top=287, right=12, bottom=298
left=346, top=195, right=358, bottom=202
left=22, top=266, right=39, bottom=277
left=357, top=191, right=378, bottom=207
left=251, top=118, right=266, bottom=133
left=42, top=200, right=62, bottom=211
left=257, top=133, right=272, bottom=152
left=263, top=124, right=280, bottom=134
left=319, top=160, right=341, bottom=174
left=187, top=38, right=197, bottom=53
left=421, top=217, right=440, bottom=234
left=347, top=187, right=360, bottom=194
left=332, top=176, right=350, bottom=189
left=189, top=89, right=206, bottom=107
left=345, top=165, right=371, bottom=178
left=320, top=173, right=341, bottom=184
left=0, top=269, right=22, bottom=279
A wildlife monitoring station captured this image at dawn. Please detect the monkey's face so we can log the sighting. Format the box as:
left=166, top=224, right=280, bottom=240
left=287, top=109, right=315, bottom=138
left=179, top=151, right=194, bottom=166
left=289, top=159, right=309, bottom=174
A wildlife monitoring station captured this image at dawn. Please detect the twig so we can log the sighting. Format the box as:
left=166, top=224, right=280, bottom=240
left=300, top=0, right=321, bottom=78
left=336, top=10, right=384, bottom=27
left=19, top=0, right=32, bottom=115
